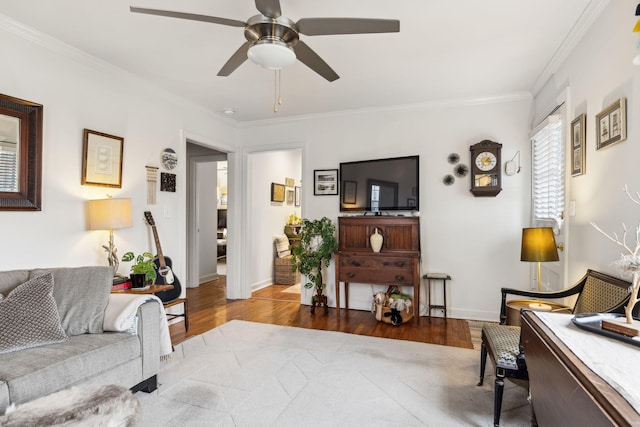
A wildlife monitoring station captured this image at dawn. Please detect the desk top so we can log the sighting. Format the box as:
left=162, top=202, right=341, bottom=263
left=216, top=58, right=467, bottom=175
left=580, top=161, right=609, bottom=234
left=527, top=311, right=640, bottom=417
left=111, top=284, right=173, bottom=295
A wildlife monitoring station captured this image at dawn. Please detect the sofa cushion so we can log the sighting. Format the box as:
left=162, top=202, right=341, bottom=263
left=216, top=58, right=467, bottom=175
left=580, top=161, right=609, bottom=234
left=0, top=270, right=30, bottom=296
left=0, top=273, right=67, bottom=355
left=0, top=332, right=140, bottom=406
left=31, top=267, right=113, bottom=336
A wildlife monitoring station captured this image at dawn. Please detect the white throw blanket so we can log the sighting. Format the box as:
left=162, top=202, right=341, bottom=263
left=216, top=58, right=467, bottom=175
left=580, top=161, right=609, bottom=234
left=103, top=294, right=173, bottom=359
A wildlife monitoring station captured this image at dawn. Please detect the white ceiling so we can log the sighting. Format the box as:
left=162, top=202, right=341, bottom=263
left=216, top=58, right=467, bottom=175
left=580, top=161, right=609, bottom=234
left=0, top=0, right=598, bottom=123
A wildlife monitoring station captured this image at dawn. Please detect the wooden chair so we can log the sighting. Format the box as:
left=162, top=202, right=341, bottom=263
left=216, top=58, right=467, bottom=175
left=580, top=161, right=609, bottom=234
left=164, top=298, right=189, bottom=332
left=478, top=269, right=632, bottom=426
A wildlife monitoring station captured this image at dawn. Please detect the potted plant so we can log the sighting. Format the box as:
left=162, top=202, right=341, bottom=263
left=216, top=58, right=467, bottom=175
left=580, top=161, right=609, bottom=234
left=284, top=213, right=302, bottom=238
left=122, top=251, right=157, bottom=288
left=291, top=217, right=338, bottom=314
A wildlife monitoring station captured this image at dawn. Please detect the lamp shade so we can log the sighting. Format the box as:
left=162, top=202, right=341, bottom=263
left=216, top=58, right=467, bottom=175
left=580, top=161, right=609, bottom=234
left=520, top=227, right=559, bottom=262
left=86, top=198, right=133, bottom=230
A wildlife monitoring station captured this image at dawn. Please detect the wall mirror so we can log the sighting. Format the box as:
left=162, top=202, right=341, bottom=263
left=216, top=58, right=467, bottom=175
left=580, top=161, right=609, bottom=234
left=0, top=94, right=43, bottom=210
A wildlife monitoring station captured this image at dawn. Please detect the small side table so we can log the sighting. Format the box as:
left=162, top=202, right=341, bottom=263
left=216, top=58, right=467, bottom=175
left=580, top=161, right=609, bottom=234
left=505, top=299, right=572, bottom=326
left=111, top=284, right=174, bottom=294
left=424, top=273, right=451, bottom=318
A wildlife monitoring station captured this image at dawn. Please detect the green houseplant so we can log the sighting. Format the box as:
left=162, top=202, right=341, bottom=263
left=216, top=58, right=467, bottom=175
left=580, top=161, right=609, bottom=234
left=291, top=217, right=338, bottom=314
left=122, top=251, right=157, bottom=286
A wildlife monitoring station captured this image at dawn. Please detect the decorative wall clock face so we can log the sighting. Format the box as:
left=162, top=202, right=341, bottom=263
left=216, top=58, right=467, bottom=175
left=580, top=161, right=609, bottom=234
left=474, top=152, right=497, bottom=171
left=469, top=140, right=502, bottom=197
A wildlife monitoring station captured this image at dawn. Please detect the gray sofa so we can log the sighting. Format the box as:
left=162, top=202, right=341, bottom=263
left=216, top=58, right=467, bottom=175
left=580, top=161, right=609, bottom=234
left=0, top=266, right=160, bottom=413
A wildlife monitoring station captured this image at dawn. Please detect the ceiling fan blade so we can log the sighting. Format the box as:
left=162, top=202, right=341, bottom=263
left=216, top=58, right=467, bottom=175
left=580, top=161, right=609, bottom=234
left=293, top=41, right=339, bottom=82
left=254, top=0, right=281, bottom=18
left=297, top=18, right=400, bottom=36
left=217, top=42, right=251, bottom=76
left=130, top=7, right=246, bottom=28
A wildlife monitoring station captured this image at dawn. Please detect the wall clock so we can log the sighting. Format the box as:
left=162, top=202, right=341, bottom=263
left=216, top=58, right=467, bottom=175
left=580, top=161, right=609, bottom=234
left=470, top=140, right=502, bottom=197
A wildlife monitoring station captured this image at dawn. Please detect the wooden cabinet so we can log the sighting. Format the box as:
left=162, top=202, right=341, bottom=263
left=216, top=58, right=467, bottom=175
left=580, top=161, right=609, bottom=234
left=335, top=216, right=420, bottom=313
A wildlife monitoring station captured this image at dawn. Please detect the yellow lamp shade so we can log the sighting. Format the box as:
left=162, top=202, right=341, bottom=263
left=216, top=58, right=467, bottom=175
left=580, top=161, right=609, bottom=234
left=521, top=227, right=559, bottom=262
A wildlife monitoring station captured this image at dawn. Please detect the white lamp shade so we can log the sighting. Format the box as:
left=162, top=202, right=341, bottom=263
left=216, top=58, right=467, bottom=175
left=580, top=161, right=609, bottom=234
left=247, top=41, right=296, bottom=70
left=86, top=198, right=133, bottom=230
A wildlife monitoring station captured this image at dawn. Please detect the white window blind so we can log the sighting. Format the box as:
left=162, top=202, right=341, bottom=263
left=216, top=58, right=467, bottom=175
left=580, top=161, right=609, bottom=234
left=531, top=115, right=564, bottom=228
left=0, top=141, right=18, bottom=192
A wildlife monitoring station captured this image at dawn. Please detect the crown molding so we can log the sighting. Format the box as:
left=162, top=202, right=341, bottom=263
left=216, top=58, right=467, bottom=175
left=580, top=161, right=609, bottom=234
left=237, top=92, right=533, bottom=128
left=530, top=0, right=610, bottom=96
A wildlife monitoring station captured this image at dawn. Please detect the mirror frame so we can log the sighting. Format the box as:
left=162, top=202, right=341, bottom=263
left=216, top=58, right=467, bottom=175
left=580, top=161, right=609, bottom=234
left=0, top=94, right=43, bottom=211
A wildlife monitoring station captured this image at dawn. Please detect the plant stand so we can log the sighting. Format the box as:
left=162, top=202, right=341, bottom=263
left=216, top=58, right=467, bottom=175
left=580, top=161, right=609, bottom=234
left=310, top=294, right=329, bottom=314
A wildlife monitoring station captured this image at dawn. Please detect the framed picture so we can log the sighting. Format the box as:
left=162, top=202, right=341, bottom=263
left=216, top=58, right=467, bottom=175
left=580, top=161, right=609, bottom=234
left=314, top=169, right=338, bottom=195
left=596, top=97, right=626, bottom=150
left=294, top=186, right=301, bottom=206
left=342, top=180, right=357, bottom=204
left=407, top=198, right=416, bottom=208
left=285, top=177, right=295, bottom=187
left=271, top=183, right=285, bottom=202
left=82, top=129, right=124, bottom=188
left=286, top=189, right=294, bottom=204
left=571, top=113, right=586, bottom=176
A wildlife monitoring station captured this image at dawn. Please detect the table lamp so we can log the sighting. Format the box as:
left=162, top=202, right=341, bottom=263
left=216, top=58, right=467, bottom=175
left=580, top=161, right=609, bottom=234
left=520, top=227, right=559, bottom=310
left=87, top=197, right=132, bottom=277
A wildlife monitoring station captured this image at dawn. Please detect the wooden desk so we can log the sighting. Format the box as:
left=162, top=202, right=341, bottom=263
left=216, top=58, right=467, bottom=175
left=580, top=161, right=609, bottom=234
left=111, top=284, right=173, bottom=295
left=521, top=311, right=640, bottom=426
left=335, top=216, right=420, bottom=314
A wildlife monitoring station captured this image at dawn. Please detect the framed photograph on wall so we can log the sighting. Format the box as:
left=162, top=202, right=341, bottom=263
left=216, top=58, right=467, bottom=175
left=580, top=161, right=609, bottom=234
left=82, top=129, right=124, bottom=188
left=342, top=180, right=357, bottom=204
left=596, top=97, right=626, bottom=150
left=571, top=113, right=586, bottom=176
left=286, top=189, right=294, bottom=204
left=314, top=169, right=338, bottom=195
left=294, top=186, right=301, bottom=206
left=271, top=183, right=285, bottom=202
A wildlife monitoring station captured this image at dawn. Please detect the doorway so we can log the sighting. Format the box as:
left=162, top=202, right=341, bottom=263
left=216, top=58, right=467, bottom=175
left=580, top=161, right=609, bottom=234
left=186, top=142, right=227, bottom=288
left=246, top=147, right=302, bottom=302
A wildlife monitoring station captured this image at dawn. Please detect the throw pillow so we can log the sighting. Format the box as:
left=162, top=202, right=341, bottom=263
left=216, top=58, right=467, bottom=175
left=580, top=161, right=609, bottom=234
left=0, top=273, right=67, bottom=354
left=31, top=267, right=113, bottom=336
left=274, top=235, right=291, bottom=258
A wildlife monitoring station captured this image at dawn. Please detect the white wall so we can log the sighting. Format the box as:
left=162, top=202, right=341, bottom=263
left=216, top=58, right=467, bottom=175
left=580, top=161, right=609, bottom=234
left=239, top=97, right=533, bottom=320
left=0, top=23, right=236, bottom=288
left=248, top=149, right=302, bottom=290
left=534, top=1, right=640, bottom=284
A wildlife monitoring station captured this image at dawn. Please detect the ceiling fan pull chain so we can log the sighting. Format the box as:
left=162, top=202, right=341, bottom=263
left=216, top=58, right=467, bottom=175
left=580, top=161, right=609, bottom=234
left=273, top=69, right=283, bottom=113
left=278, top=69, right=283, bottom=106
left=273, top=69, right=278, bottom=113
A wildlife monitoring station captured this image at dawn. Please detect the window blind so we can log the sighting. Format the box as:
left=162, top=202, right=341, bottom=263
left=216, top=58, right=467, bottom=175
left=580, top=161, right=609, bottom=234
left=531, top=115, right=564, bottom=227
left=0, top=141, right=18, bottom=192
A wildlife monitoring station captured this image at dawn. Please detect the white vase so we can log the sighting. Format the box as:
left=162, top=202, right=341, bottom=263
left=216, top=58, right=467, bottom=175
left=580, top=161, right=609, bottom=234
left=370, top=228, right=383, bottom=253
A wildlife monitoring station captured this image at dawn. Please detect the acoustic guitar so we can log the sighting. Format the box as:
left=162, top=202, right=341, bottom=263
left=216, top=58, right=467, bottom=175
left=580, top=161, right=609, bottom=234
left=143, top=211, right=182, bottom=303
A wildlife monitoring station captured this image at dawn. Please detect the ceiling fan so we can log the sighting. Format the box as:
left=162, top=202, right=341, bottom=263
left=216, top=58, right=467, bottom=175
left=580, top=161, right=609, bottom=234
left=130, top=0, right=399, bottom=82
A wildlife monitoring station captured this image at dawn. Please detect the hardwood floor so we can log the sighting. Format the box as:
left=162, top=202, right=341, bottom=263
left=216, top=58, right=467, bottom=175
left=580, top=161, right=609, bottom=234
left=169, top=277, right=474, bottom=349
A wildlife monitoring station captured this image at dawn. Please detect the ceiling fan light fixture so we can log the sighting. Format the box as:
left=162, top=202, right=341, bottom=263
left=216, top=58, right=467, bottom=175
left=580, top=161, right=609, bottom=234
left=247, top=39, right=296, bottom=70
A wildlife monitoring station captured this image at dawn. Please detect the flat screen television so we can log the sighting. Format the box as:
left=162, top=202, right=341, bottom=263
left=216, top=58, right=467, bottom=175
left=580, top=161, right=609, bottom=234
left=339, top=155, right=419, bottom=212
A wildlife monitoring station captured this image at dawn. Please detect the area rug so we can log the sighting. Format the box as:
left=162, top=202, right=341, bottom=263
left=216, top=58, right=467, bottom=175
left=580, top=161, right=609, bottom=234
left=281, top=283, right=301, bottom=294
left=135, top=320, right=530, bottom=426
